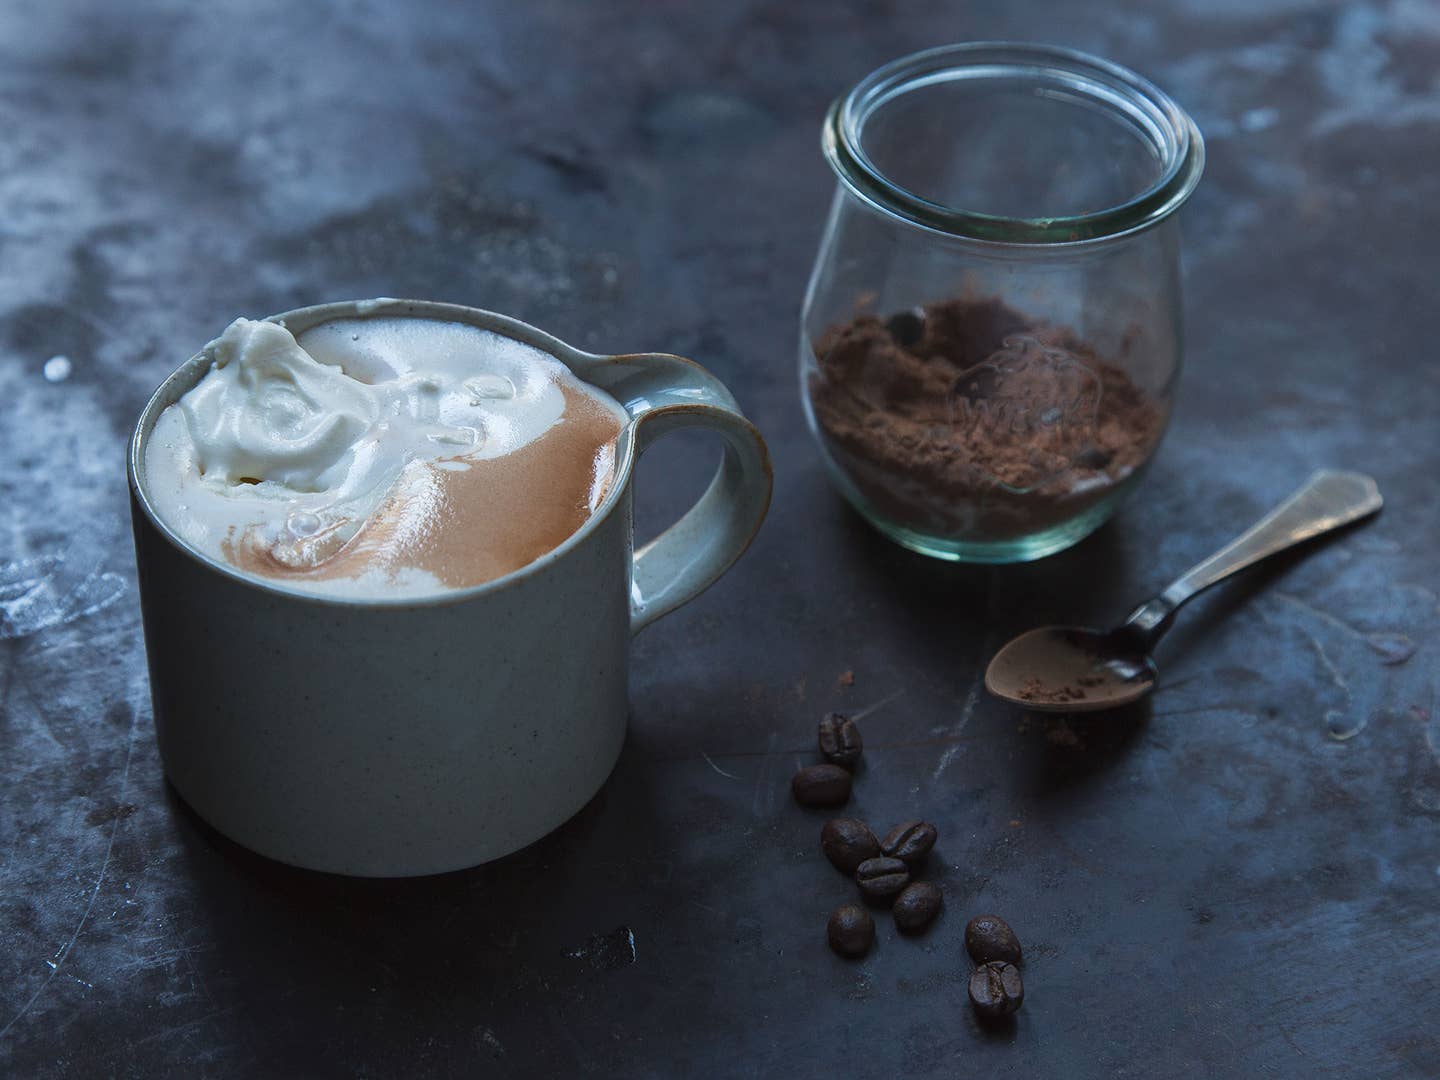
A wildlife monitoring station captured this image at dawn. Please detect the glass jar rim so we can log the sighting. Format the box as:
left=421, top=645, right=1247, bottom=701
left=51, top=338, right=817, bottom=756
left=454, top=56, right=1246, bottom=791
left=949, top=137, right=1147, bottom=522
left=822, top=42, right=1205, bottom=246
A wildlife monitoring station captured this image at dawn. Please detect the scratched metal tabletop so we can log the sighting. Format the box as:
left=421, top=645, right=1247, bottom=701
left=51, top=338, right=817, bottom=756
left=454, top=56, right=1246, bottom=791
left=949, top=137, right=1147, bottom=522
left=2, top=2, right=1437, bottom=1076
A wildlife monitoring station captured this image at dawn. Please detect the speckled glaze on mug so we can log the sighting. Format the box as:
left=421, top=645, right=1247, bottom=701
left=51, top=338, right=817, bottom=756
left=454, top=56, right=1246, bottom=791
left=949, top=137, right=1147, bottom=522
left=128, top=299, right=772, bottom=877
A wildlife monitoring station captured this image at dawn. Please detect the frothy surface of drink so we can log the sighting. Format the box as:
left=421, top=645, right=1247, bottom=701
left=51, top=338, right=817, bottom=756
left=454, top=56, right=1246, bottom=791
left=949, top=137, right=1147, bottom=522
left=144, top=316, right=627, bottom=599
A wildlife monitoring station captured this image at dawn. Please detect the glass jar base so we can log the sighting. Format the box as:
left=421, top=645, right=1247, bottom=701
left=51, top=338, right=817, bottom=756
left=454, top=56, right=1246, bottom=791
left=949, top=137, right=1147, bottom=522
left=809, top=413, right=1156, bottom=564
left=820, top=454, right=1140, bottom=563
left=860, top=506, right=1116, bottom=564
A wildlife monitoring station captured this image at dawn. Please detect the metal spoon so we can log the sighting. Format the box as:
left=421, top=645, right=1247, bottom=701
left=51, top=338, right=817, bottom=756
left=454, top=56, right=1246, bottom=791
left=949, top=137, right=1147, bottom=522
left=984, top=470, right=1383, bottom=713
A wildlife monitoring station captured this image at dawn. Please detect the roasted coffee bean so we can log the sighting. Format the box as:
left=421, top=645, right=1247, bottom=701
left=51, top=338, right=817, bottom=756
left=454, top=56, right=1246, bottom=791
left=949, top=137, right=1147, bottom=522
left=827, top=904, right=875, bottom=958
left=965, top=914, right=1022, bottom=965
left=817, top=712, right=863, bottom=769
left=880, top=820, right=937, bottom=864
left=791, top=764, right=852, bottom=808
left=969, top=961, right=1024, bottom=1018
left=855, top=856, right=910, bottom=904
left=884, top=308, right=926, bottom=347
left=820, top=818, right=881, bottom=874
left=892, top=881, right=943, bottom=933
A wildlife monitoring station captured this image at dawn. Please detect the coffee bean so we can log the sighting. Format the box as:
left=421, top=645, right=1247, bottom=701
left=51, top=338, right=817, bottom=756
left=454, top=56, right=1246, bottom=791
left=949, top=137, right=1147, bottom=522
left=964, top=914, right=1022, bottom=965
left=791, top=764, right=852, bottom=808
left=827, top=904, right=875, bottom=958
left=884, top=308, right=926, bottom=348
left=969, top=961, right=1024, bottom=1018
left=855, top=856, right=910, bottom=904
left=817, top=712, right=863, bottom=769
left=892, top=881, right=943, bottom=933
left=820, top=818, right=880, bottom=874
left=880, top=820, right=937, bottom=864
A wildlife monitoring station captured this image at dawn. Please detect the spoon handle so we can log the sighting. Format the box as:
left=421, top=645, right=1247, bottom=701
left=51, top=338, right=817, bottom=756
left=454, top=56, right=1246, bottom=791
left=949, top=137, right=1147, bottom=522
left=1124, top=470, right=1383, bottom=646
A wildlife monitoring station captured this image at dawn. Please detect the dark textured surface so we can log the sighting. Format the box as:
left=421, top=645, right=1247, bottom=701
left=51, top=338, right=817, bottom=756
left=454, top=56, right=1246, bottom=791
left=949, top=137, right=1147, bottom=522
left=2, top=2, right=1438, bottom=1077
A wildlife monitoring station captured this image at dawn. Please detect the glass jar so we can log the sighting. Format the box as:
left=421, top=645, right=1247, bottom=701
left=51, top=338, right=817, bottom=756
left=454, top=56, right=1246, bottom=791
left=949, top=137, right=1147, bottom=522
left=800, top=43, right=1204, bottom=562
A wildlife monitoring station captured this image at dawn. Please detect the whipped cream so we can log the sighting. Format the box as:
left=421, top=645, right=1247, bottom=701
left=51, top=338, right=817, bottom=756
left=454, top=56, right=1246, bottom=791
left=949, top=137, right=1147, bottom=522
left=144, top=315, right=625, bottom=599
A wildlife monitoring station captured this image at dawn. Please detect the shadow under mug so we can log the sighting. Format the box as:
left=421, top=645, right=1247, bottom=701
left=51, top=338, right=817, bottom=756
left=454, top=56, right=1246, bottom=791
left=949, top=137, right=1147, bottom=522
left=128, top=299, right=772, bottom=876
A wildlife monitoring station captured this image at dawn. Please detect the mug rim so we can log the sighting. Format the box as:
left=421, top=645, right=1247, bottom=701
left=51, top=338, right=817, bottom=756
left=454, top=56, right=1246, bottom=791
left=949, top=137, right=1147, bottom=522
left=128, top=297, right=666, bottom=610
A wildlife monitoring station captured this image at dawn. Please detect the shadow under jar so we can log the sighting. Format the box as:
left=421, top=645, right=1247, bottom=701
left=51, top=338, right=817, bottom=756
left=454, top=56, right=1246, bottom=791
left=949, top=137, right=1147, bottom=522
left=800, top=43, right=1204, bottom=563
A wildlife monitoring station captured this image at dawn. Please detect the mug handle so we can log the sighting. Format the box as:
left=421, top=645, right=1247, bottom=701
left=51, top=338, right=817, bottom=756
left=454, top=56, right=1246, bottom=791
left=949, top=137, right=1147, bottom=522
left=612, top=353, right=772, bottom=635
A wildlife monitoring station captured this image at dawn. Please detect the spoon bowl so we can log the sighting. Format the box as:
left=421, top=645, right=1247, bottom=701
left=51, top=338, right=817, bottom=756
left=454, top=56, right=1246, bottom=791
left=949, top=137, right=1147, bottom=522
left=984, top=626, right=1157, bottom=712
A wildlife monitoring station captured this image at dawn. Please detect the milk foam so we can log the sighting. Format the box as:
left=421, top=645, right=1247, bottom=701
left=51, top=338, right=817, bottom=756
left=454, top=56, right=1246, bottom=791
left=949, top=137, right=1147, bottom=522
left=144, top=315, right=627, bottom=599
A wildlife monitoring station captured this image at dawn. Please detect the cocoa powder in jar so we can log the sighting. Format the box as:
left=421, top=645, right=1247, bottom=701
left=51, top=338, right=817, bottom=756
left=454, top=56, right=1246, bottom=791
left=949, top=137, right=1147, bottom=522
left=808, top=295, right=1167, bottom=541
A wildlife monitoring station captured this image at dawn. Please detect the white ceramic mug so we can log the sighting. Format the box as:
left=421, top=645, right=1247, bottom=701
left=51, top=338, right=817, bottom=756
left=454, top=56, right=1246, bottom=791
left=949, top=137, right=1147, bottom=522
left=128, top=299, right=771, bottom=876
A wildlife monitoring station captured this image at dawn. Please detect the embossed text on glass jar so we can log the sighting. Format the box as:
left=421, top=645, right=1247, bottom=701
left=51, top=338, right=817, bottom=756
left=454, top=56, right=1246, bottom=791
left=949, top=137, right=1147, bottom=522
left=800, top=43, right=1204, bottom=562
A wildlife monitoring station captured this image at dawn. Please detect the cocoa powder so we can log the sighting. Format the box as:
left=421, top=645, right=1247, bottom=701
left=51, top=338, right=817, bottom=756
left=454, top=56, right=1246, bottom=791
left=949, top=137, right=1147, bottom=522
left=1018, top=674, right=1106, bottom=705
left=808, top=295, right=1166, bottom=541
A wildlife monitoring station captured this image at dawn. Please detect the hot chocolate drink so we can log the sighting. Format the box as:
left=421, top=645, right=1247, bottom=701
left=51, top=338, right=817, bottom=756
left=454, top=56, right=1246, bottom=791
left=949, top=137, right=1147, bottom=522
left=144, top=315, right=628, bottom=599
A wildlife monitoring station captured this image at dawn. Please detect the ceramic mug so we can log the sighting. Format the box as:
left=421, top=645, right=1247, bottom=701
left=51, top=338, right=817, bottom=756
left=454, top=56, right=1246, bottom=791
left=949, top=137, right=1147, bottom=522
left=128, top=299, right=772, bottom=876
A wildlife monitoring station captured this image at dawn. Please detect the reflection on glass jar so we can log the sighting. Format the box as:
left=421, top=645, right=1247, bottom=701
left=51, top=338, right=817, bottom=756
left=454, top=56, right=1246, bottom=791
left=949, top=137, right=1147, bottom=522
left=800, top=44, right=1204, bottom=563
